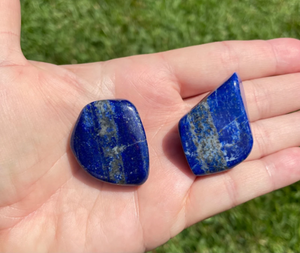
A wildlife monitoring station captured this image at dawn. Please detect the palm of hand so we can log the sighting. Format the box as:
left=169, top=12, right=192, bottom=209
left=1, top=47, right=198, bottom=251
left=2, top=2, right=300, bottom=252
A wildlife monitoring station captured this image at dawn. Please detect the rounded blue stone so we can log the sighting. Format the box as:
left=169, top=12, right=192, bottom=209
left=71, top=100, right=149, bottom=185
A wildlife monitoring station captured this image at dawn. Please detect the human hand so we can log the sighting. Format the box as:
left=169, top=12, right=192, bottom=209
left=1, top=1, right=300, bottom=252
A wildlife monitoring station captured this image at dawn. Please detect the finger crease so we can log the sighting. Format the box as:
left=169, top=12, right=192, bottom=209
left=253, top=121, right=269, bottom=158
left=261, top=158, right=276, bottom=192
left=267, top=40, right=279, bottom=76
left=224, top=172, right=238, bottom=209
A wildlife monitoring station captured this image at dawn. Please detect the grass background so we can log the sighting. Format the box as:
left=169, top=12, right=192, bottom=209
left=20, top=0, right=300, bottom=252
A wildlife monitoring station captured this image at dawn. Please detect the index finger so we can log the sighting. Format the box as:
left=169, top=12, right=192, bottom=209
left=162, top=39, right=300, bottom=98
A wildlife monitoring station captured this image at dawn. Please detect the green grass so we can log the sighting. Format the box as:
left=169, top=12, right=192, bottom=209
left=21, top=0, right=300, bottom=252
left=155, top=184, right=300, bottom=253
left=21, top=0, right=300, bottom=64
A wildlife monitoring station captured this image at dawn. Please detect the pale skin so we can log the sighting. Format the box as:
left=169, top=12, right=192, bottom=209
left=1, top=0, right=300, bottom=252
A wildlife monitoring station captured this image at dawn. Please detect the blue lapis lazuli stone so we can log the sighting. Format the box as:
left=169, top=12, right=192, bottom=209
left=179, top=73, right=253, bottom=176
left=70, top=100, right=149, bottom=185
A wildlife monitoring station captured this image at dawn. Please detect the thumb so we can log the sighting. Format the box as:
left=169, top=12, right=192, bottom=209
left=0, top=0, right=26, bottom=66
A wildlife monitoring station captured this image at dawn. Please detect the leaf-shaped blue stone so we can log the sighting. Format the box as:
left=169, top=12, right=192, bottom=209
left=179, top=73, right=253, bottom=175
left=71, top=100, right=149, bottom=185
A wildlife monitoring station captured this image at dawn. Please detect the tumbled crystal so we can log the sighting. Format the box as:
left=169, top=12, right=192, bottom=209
left=71, top=100, right=149, bottom=185
left=179, top=73, right=253, bottom=175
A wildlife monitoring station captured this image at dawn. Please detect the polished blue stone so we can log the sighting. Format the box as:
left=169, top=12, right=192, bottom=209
left=179, top=73, right=253, bottom=175
left=70, top=100, right=149, bottom=185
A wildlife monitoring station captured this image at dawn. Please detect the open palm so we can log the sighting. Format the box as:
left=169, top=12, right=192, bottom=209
left=1, top=1, right=300, bottom=252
